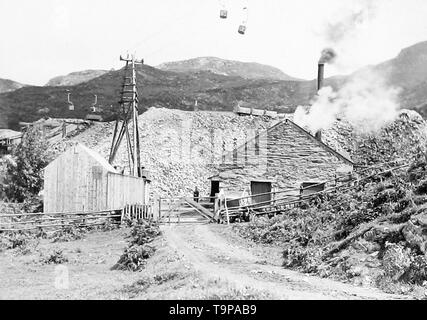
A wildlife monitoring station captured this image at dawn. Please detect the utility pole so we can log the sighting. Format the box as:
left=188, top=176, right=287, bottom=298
left=109, top=54, right=144, bottom=177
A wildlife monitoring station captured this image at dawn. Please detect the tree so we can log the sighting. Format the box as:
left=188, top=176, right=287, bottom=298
left=4, top=126, right=51, bottom=202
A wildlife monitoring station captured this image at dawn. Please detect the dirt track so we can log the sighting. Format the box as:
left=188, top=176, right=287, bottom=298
left=161, top=223, right=406, bottom=300
left=0, top=222, right=409, bottom=299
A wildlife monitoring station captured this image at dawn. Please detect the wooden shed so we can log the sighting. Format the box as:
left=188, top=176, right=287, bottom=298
left=0, top=129, right=22, bottom=155
left=43, top=143, right=148, bottom=214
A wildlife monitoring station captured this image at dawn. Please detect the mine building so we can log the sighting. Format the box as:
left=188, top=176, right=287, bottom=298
left=209, top=119, right=354, bottom=204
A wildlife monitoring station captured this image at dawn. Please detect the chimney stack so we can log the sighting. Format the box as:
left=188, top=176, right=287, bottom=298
left=317, top=63, right=324, bottom=92
left=315, top=63, right=325, bottom=141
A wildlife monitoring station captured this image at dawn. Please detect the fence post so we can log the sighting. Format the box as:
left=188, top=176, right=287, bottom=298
left=158, top=197, right=162, bottom=221
left=225, top=199, right=230, bottom=226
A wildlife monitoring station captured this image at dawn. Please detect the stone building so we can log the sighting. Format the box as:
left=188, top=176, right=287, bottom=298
left=208, top=119, right=353, bottom=202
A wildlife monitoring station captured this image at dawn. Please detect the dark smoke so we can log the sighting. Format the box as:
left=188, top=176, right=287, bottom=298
left=319, top=48, right=337, bottom=64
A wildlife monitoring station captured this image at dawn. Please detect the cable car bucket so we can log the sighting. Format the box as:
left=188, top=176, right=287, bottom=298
left=91, top=94, right=98, bottom=113
left=218, top=0, right=228, bottom=19
left=238, top=6, right=248, bottom=35
left=66, top=91, right=74, bottom=111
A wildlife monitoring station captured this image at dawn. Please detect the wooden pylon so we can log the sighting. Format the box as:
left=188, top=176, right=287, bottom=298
left=109, top=54, right=144, bottom=177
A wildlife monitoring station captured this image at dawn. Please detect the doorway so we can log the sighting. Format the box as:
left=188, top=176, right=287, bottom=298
left=210, top=180, right=220, bottom=203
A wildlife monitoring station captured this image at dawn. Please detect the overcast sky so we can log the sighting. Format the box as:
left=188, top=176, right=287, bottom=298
left=1, top=0, right=427, bottom=85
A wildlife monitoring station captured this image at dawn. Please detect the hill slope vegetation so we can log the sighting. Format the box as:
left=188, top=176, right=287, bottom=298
left=4, top=41, right=427, bottom=129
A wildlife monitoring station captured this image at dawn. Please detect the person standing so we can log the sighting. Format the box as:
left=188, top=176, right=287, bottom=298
left=193, top=186, right=200, bottom=203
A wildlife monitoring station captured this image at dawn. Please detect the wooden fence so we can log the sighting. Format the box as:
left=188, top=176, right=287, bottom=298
left=121, top=204, right=155, bottom=221
left=216, top=160, right=410, bottom=222
left=0, top=203, right=156, bottom=233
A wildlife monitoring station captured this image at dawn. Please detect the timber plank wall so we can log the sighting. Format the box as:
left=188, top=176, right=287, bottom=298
left=44, top=145, right=146, bottom=214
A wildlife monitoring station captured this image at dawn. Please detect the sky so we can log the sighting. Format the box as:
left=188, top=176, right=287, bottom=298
left=1, top=0, right=427, bottom=85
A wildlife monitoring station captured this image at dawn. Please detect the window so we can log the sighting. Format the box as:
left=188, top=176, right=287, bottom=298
left=255, top=134, right=260, bottom=156
left=233, top=138, right=238, bottom=165
left=300, top=182, right=325, bottom=196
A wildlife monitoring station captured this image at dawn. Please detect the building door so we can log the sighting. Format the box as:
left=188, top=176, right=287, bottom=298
left=210, top=180, right=220, bottom=203
left=251, top=181, right=272, bottom=206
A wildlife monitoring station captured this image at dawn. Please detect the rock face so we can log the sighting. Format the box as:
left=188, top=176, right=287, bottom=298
left=211, top=120, right=353, bottom=195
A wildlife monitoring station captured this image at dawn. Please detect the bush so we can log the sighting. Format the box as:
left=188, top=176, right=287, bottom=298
left=49, top=226, right=85, bottom=243
left=128, top=220, right=161, bottom=246
left=0, top=231, right=38, bottom=254
left=40, top=249, right=69, bottom=265
left=112, top=244, right=156, bottom=271
left=112, top=220, right=161, bottom=272
left=401, top=255, right=427, bottom=285
left=381, top=243, right=412, bottom=280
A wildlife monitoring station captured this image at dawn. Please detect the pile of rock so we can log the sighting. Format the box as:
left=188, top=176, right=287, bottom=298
left=323, top=109, right=427, bottom=166
left=52, top=107, right=275, bottom=198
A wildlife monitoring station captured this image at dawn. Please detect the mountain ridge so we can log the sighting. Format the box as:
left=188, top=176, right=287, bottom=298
left=0, top=78, right=27, bottom=94
left=156, top=56, right=303, bottom=81
left=45, top=69, right=110, bottom=87
left=3, top=41, right=427, bottom=129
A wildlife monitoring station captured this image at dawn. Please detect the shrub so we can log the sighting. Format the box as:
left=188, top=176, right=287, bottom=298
left=112, top=220, right=161, bottom=272
left=40, top=249, right=69, bottom=264
left=381, top=243, right=412, bottom=280
left=50, top=225, right=85, bottom=243
left=128, top=220, right=161, bottom=246
left=0, top=231, right=38, bottom=254
left=401, top=255, right=427, bottom=285
left=112, top=244, right=156, bottom=271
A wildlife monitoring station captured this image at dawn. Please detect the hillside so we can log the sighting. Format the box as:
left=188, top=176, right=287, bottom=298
left=0, top=78, right=27, bottom=94
left=45, top=69, right=110, bottom=86
left=4, top=41, right=427, bottom=129
left=348, top=41, right=427, bottom=118
left=0, top=65, right=314, bottom=130
left=157, top=57, right=301, bottom=81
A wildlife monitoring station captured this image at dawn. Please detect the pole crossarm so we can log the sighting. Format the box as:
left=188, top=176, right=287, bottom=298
left=109, top=54, right=144, bottom=177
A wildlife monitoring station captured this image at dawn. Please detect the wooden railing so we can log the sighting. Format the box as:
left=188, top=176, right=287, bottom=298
left=0, top=210, right=122, bottom=232
left=217, top=161, right=410, bottom=222
left=122, top=204, right=155, bottom=221
left=0, top=203, right=156, bottom=233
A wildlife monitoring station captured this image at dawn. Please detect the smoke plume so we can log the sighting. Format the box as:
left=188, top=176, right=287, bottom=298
left=319, top=48, right=337, bottom=64
left=294, top=68, right=401, bottom=134
left=324, top=0, right=377, bottom=44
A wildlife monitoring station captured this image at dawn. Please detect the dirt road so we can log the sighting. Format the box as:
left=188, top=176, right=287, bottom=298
left=161, top=223, right=406, bottom=300
left=0, top=222, right=408, bottom=299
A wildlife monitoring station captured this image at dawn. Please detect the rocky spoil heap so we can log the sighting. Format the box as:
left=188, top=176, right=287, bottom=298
left=322, top=109, right=427, bottom=167
left=52, top=108, right=275, bottom=198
